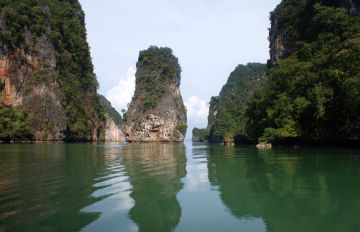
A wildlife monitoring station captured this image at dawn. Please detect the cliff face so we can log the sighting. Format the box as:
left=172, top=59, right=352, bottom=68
left=0, top=0, right=104, bottom=141
left=123, top=46, right=187, bottom=142
left=99, top=95, right=125, bottom=142
left=0, top=6, right=65, bottom=140
left=252, top=0, right=360, bottom=144
left=103, top=115, right=125, bottom=142
left=269, top=10, right=297, bottom=66
left=207, top=63, right=267, bottom=144
left=269, top=0, right=360, bottom=65
left=207, top=96, right=222, bottom=143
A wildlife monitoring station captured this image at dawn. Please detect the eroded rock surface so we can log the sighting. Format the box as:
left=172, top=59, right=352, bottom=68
left=104, top=115, right=125, bottom=142
left=0, top=0, right=105, bottom=141
left=122, top=46, right=187, bottom=142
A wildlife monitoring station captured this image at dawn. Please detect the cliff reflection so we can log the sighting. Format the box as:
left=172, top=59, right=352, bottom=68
left=121, top=143, right=187, bottom=232
left=0, top=144, right=109, bottom=232
left=207, top=145, right=360, bottom=232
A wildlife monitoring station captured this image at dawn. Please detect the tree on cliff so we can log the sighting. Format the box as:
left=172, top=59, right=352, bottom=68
left=207, top=63, right=267, bottom=144
left=0, top=106, right=32, bottom=142
left=0, top=0, right=104, bottom=141
left=246, top=0, right=360, bottom=144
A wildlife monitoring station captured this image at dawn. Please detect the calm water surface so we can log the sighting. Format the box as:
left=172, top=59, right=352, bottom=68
left=0, top=143, right=359, bottom=232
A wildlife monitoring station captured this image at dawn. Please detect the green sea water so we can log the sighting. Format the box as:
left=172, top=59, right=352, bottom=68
left=0, top=143, right=359, bottom=232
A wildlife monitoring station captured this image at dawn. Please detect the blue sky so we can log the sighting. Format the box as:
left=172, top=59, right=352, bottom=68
left=79, top=0, right=281, bottom=137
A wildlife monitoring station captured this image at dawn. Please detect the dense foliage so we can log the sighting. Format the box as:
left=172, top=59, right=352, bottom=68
left=135, top=46, right=182, bottom=110
left=192, top=128, right=208, bottom=142
left=46, top=0, right=103, bottom=139
left=208, top=63, right=267, bottom=143
left=0, top=0, right=46, bottom=46
left=0, top=106, right=32, bottom=142
left=247, top=0, right=360, bottom=144
left=0, top=0, right=103, bottom=140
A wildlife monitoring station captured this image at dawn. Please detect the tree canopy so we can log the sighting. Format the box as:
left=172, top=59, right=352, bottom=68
left=247, top=1, right=360, bottom=144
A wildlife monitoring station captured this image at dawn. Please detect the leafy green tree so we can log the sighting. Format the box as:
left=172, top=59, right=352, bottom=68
left=208, top=63, right=267, bottom=143
left=0, top=107, right=32, bottom=142
left=246, top=1, right=360, bottom=144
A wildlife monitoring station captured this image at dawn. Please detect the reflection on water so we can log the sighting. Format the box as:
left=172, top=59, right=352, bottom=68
left=123, top=144, right=186, bottom=232
left=83, top=143, right=187, bottom=232
left=175, top=144, right=266, bottom=232
left=0, top=144, right=107, bottom=231
left=80, top=144, right=136, bottom=232
left=206, top=145, right=360, bottom=232
left=0, top=143, right=359, bottom=232
left=0, top=143, right=187, bottom=232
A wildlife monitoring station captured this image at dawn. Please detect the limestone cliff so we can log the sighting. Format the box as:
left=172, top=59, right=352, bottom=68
left=254, top=0, right=360, bottom=144
left=269, top=10, right=296, bottom=66
left=99, top=95, right=125, bottom=142
left=103, top=115, right=125, bottom=142
left=0, top=4, right=65, bottom=140
left=0, top=0, right=104, bottom=141
left=122, top=46, right=187, bottom=142
left=206, top=63, right=267, bottom=144
left=269, top=0, right=360, bottom=65
left=206, top=96, right=222, bottom=143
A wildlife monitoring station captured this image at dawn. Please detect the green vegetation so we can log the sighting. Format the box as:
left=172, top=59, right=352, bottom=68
left=247, top=1, right=360, bottom=144
left=0, top=0, right=47, bottom=47
left=207, top=97, right=219, bottom=130
left=192, top=128, right=208, bottom=142
left=143, top=98, right=157, bottom=110
left=176, top=123, right=188, bottom=135
left=99, top=95, right=122, bottom=126
left=0, top=106, right=32, bottom=142
left=0, top=0, right=104, bottom=140
left=45, top=0, right=103, bottom=139
left=124, top=46, right=187, bottom=140
left=207, top=146, right=360, bottom=231
left=207, top=63, right=267, bottom=143
left=135, top=46, right=181, bottom=110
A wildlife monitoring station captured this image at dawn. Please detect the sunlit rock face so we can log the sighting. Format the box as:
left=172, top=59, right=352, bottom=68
left=0, top=22, right=66, bottom=140
left=104, top=115, right=125, bottom=142
left=97, top=95, right=125, bottom=142
left=0, top=0, right=105, bottom=141
left=122, top=46, right=187, bottom=142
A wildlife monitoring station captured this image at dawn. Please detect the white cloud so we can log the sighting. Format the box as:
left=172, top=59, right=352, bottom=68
left=185, top=96, right=209, bottom=119
left=186, top=163, right=209, bottom=192
left=106, top=67, right=136, bottom=113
